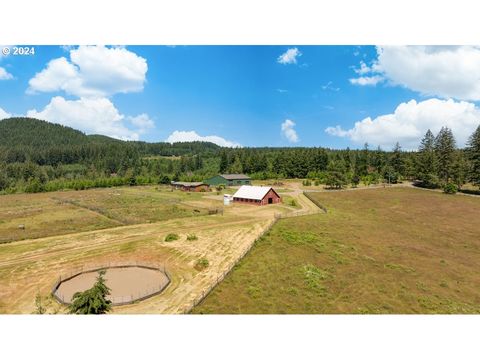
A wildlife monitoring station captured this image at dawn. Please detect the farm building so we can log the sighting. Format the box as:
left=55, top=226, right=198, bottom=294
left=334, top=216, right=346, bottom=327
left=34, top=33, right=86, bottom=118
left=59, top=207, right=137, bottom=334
left=204, top=174, right=251, bottom=186
left=232, top=185, right=281, bottom=205
left=171, top=181, right=209, bottom=192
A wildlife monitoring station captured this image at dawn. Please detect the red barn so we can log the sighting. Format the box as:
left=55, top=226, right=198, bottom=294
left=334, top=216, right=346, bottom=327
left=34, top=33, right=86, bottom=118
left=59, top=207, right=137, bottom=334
left=232, top=185, right=281, bottom=205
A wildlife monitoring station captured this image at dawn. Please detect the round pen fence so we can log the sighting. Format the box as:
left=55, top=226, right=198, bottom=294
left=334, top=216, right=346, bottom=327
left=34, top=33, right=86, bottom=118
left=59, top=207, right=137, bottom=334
left=52, top=261, right=171, bottom=306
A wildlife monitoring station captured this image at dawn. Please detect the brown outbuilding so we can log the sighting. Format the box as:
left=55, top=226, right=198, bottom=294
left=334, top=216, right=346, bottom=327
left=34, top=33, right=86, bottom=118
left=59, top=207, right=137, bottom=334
left=171, top=181, right=209, bottom=192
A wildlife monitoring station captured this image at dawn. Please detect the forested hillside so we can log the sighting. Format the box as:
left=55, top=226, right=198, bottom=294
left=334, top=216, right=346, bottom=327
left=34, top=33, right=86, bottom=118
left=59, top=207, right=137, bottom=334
left=0, top=117, right=479, bottom=194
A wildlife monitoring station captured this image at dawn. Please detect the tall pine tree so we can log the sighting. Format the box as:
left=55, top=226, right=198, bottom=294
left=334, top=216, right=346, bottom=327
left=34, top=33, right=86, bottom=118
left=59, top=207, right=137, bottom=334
left=466, top=125, right=480, bottom=188
left=390, top=142, right=404, bottom=177
left=219, top=150, right=228, bottom=173
left=416, top=129, right=439, bottom=188
left=434, top=127, right=456, bottom=184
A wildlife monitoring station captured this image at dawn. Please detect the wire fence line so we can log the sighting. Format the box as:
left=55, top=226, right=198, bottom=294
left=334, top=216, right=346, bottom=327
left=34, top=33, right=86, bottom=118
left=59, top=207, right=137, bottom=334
left=302, top=191, right=328, bottom=213
left=274, top=208, right=323, bottom=219
left=183, top=191, right=327, bottom=313
left=182, top=217, right=279, bottom=314
left=52, top=261, right=171, bottom=307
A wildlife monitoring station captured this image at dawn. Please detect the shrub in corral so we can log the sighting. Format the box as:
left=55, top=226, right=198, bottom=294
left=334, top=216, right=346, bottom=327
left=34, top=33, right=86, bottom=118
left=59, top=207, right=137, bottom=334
left=165, top=233, right=179, bottom=242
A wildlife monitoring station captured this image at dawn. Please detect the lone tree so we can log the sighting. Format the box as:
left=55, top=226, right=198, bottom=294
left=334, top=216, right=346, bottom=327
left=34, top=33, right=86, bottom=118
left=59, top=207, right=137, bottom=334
left=467, top=125, right=480, bottom=189
left=434, top=127, right=456, bottom=184
left=69, top=270, right=112, bottom=315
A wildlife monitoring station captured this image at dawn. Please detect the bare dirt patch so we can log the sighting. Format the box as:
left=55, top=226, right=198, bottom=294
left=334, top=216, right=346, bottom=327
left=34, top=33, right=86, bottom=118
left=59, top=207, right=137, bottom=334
left=54, top=266, right=170, bottom=305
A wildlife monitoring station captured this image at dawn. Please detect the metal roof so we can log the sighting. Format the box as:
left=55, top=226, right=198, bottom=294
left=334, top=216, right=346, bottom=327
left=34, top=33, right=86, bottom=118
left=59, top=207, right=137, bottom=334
left=220, top=174, right=251, bottom=180
left=233, top=185, right=274, bottom=200
left=171, top=181, right=205, bottom=187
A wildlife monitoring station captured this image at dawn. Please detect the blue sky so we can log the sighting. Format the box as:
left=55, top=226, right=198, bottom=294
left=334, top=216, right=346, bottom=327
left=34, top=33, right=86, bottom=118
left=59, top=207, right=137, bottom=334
left=1, top=45, right=480, bottom=149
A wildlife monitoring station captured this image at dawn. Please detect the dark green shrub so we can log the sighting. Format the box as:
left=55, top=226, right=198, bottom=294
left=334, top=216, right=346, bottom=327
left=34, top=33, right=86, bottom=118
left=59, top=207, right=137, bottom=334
left=443, top=182, right=458, bottom=194
left=158, top=175, right=171, bottom=184
left=195, top=258, right=209, bottom=270
left=165, top=233, right=179, bottom=242
left=128, top=175, right=137, bottom=186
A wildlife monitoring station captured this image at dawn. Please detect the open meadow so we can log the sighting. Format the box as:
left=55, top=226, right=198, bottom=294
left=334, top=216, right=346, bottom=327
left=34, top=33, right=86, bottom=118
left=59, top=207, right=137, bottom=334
left=0, top=185, right=221, bottom=243
left=193, top=187, right=480, bottom=314
left=0, top=185, right=298, bottom=313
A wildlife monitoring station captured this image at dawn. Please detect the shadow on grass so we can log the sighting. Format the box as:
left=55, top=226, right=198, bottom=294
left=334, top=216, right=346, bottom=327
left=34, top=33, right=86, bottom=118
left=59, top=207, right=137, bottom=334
left=459, top=189, right=480, bottom=196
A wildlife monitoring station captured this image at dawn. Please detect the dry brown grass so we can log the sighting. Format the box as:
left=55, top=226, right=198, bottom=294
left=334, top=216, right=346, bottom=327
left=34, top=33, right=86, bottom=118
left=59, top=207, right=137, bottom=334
left=0, top=184, right=291, bottom=313
left=0, top=186, right=219, bottom=243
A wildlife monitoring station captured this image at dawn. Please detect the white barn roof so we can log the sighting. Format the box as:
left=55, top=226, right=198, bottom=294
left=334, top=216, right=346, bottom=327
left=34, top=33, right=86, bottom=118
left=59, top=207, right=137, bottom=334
left=233, top=185, right=273, bottom=200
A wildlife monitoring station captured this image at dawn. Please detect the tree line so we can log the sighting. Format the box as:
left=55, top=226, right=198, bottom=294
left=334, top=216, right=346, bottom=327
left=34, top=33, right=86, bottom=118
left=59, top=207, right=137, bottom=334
left=1, top=117, right=479, bottom=194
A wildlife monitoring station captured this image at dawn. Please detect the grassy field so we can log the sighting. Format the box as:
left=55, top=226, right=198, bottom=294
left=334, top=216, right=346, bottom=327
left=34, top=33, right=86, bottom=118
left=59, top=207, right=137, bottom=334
left=0, top=184, right=293, bottom=313
left=193, top=187, right=480, bottom=314
left=0, top=186, right=219, bottom=243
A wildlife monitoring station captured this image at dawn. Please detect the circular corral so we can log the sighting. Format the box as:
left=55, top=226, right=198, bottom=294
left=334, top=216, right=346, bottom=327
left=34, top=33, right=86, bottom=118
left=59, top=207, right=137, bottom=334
left=53, top=265, right=170, bottom=306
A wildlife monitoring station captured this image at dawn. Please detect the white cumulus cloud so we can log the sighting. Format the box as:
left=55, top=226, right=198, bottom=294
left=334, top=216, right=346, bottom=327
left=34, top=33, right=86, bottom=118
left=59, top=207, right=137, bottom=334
left=349, top=75, right=384, bottom=86
left=353, top=61, right=372, bottom=75
left=27, top=45, right=147, bottom=98
left=26, top=96, right=154, bottom=141
left=165, top=130, right=241, bottom=147
left=0, top=67, right=13, bottom=80
left=350, top=46, right=480, bottom=101
left=281, top=119, right=299, bottom=143
left=325, top=98, right=480, bottom=150
left=128, top=113, right=155, bottom=134
left=277, top=48, right=302, bottom=65
left=0, top=107, right=11, bottom=119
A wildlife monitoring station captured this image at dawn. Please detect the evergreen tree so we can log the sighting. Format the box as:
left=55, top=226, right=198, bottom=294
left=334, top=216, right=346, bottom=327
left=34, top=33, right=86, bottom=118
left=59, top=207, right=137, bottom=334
left=351, top=173, right=360, bottom=188
left=69, top=270, right=112, bottom=315
left=357, top=143, right=370, bottom=176
left=383, top=165, right=399, bottom=184
left=452, top=151, right=469, bottom=189
left=326, top=160, right=347, bottom=189
left=416, top=129, right=439, bottom=188
left=219, top=150, right=229, bottom=173
left=466, top=125, right=480, bottom=188
left=434, top=127, right=456, bottom=184
left=229, top=156, right=243, bottom=174
left=0, top=171, right=8, bottom=191
left=390, top=142, right=404, bottom=177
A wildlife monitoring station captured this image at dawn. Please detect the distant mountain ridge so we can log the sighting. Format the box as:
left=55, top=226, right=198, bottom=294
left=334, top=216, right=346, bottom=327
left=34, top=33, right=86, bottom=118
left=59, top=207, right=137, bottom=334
left=0, top=117, right=123, bottom=147
left=0, top=117, right=220, bottom=150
